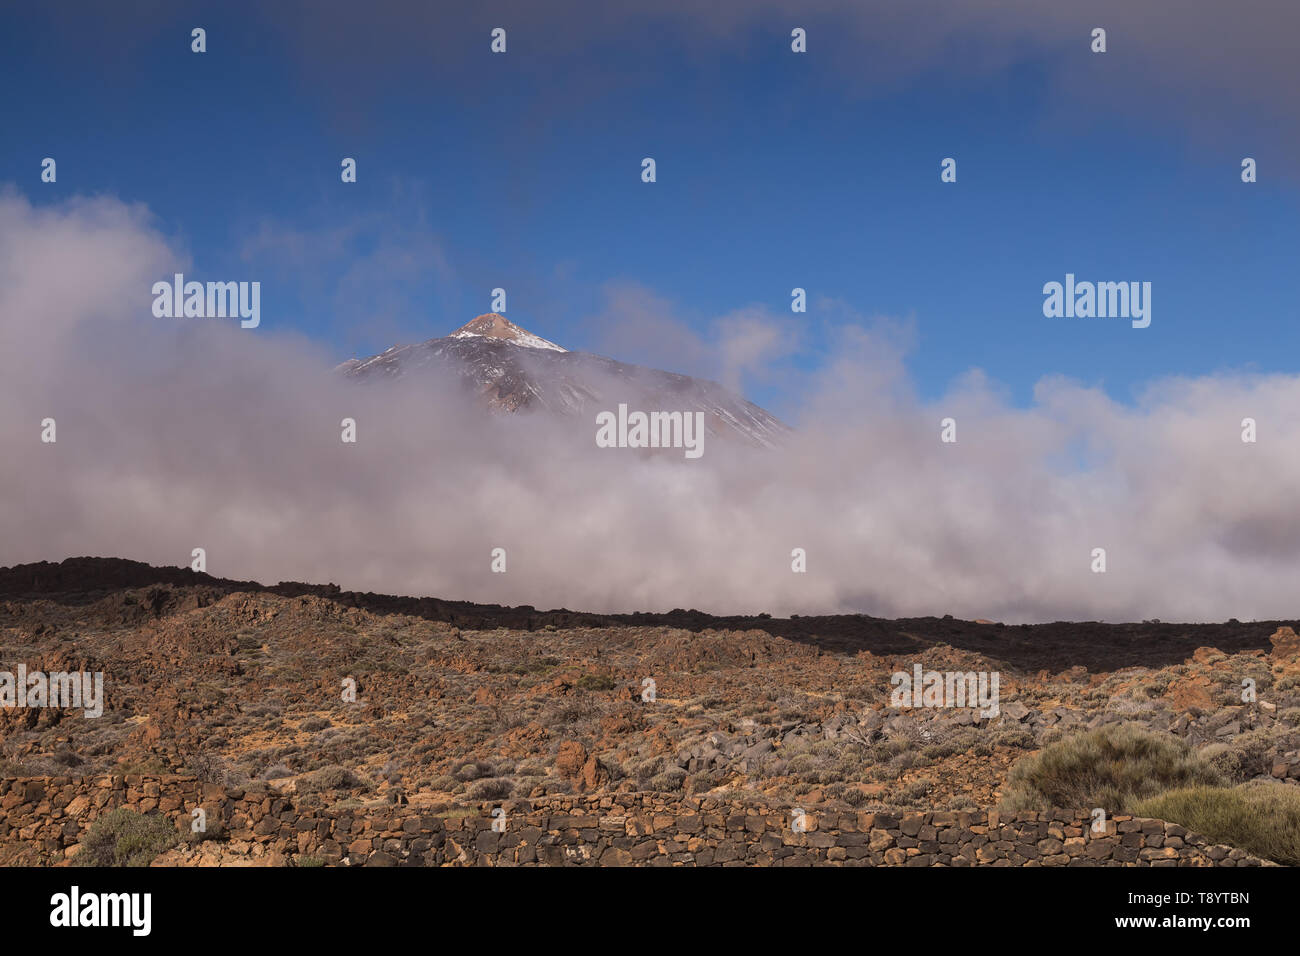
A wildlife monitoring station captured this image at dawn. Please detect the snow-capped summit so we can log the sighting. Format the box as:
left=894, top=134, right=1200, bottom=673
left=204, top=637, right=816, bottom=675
left=449, top=313, right=567, bottom=352
left=337, top=314, right=789, bottom=448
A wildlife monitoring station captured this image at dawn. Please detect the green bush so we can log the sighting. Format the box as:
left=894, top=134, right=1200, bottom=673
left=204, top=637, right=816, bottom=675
left=999, top=723, right=1224, bottom=813
left=75, top=809, right=178, bottom=867
left=1135, top=781, right=1300, bottom=866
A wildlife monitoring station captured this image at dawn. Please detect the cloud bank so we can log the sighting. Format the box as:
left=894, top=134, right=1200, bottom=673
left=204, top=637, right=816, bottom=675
left=3, top=189, right=1299, bottom=624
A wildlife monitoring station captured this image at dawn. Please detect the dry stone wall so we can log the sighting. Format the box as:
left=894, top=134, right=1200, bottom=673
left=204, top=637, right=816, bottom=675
left=0, top=776, right=1275, bottom=867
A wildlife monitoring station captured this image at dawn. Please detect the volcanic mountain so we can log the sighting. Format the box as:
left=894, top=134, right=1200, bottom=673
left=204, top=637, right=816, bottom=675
left=336, top=314, right=788, bottom=447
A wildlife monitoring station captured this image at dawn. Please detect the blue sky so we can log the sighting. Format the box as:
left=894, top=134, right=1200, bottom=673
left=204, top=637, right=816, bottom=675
left=3, top=1, right=1296, bottom=420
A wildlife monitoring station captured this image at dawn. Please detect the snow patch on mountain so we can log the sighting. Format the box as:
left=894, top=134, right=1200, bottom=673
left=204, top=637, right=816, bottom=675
left=338, top=316, right=789, bottom=448
left=449, top=313, right=567, bottom=352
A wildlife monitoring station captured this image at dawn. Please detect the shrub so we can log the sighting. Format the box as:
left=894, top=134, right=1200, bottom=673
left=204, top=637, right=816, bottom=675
left=992, top=727, right=1037, bottom=750
left=1198, top=729, right=1278, bottom=782
left=631, top=757, right=665, bottom=785
left=75, top=809, right=177, bottom=867
left=999, top=724, right=1224, bottom=813
left=467, top=777, right=513, bottom=801
left=922, top=728, right=989, bottom=759
left=786, top=753, right=823, bottom=776
left=512, top=656, right=561, bottom=675
left=453, top=760, right=495, bottom=782
left=1135, top=781, right=1300, bottom=866
left=298, top=765, right=361, bottom=794
left=577, top=674, right=616, bottom=692
left=886, top=751, right=919, bottom=775
left=1197, top=742, right=1235, bottom=777
left=541, top=699, right=600, bottom=725
left=650, top=768, right=687, bottom=791
left=685, top=771, right=721, bottom=793
left=897, top=778, right=935, bottom=804
left=829, top=783, right=870, bottom=807
left=186, top=752, right=229, bottom=785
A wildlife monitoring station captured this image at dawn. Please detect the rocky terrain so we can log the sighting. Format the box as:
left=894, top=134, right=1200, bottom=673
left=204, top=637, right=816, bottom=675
left=1, top=557, right=1299, bottom=866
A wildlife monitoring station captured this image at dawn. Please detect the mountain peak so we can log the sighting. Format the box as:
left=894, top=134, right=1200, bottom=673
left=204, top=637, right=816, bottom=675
left=449, top=314, right=567, bottom=352
left=343, top=315, right=788, bottom=446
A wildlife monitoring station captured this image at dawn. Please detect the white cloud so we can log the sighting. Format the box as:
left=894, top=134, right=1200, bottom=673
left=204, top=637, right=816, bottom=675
left=3, top=190, right=1299, bottom=625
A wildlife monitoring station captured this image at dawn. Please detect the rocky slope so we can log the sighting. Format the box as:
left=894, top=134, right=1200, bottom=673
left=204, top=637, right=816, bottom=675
left=2, top=556, right=1298, bottom=860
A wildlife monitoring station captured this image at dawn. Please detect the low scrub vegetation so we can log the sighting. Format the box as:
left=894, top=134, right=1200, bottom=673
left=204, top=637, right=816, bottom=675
left=1135, top=781, right=1300, bottom=867
left=74, top=809, right=177, bottom=867
left=999, top=724, right=1224, bottom=812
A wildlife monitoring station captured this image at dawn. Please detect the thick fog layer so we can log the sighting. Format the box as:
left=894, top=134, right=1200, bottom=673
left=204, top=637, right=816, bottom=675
left=3, top=191, right=1297, bottom=623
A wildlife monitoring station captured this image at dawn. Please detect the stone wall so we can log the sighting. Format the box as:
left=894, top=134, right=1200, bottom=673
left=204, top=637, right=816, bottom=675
left=0, top=776, right=1275, bottom=866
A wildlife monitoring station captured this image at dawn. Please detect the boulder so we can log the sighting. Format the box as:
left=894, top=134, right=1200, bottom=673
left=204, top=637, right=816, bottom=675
left=1269, top=626, right=1300, bottom=658
left=555, top=740, right=587, bottom=780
